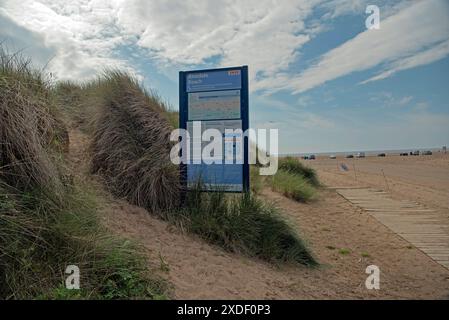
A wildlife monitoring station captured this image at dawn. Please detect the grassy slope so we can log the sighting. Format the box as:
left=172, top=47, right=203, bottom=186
left=0, top=49, right=168, bottom=299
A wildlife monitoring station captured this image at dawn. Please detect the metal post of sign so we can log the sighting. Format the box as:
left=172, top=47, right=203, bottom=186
left=179, top=66, right=249, bottom=193
left=241, top=66, right=249, bottom=193
left=179, top=71, right=188, bottom=202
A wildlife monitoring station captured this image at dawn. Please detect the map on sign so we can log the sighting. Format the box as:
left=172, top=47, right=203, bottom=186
left=188, top=90, right=241, bottom=121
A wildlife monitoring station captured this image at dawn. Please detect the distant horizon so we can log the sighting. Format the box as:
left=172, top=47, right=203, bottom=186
left=281, top=145, right=448, bottom=156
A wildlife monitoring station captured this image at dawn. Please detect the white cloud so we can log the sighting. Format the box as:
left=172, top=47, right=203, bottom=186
left=116, top=0, right=324, bottom=82
left=362, top=39, right=449, bottom=83
left=0, top=0, right=140, bottom=81
left=0, top=12, right=56, bottom=66
left=0, top=0, right=325, bottom=83
left=255, top=0, right=449, bottom=94
left=370, top=92, right=414, bottom=108
left=398, top=95, right=413, bottom=106
left=1, top=0, right=447, bottom=91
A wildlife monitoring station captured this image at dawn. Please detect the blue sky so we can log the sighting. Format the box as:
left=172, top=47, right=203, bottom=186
left=1, top=0, right=448, bottom=153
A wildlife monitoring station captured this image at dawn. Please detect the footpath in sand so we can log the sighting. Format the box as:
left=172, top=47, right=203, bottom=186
left=336, top=188, right=449, bottom=270
left=69, top=130, right=449, bottom=299
left=308, top=155, right=449, bottom=270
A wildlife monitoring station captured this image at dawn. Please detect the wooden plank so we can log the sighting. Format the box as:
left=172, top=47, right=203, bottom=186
left=336, top=187, right=449, bottom=271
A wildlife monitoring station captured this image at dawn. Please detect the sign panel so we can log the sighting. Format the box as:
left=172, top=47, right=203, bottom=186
left=186, top=120, right=243, bottom=191
left=179, top=66, right=249, bottom=192
left=186, top=69, right=242, bottom=92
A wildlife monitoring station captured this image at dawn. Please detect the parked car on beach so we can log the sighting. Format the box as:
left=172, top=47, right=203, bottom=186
left=423, top=150, right=432, bottom=155
left=309, top=154, right=316, bottom=160
left=329, top=155, right=336, bottom=159
left=356, top=152, right=365, bottom=158
left=412, top=150, right=420, bottom=156
left=377, top=153, right=386, bottom=157
left=346, top=154, right=354, bottom=158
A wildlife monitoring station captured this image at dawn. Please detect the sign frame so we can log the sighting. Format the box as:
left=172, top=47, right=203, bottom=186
left=179, top=66, right=249, bottom=193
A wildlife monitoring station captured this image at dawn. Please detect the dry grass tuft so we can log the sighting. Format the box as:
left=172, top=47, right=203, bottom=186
left=0, top=47, right=68, bottom=195
left=88, top=71, right=179, bottom=213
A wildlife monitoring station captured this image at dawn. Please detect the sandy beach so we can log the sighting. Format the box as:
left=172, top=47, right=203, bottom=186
left=98, top=146, right=449, bottom=299
left=70, top=129, right=449, bottom=299
left=305, top=153, right=449, bottom=213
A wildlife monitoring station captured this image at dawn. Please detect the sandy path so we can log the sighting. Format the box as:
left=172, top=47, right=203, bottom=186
left=69, top=129, right=449, bottom=299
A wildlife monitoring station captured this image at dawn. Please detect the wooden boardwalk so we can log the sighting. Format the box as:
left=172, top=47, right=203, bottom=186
left=336, top=188, right=449, bottom=270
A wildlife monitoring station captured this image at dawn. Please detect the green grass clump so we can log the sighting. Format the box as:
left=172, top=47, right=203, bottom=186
left=250, top=165, right=264, bottom=194
left=0, top=181, right=168, bottom=299
left=270, top=169, right=317, bottom=202
left=172, top=184, right=317, bottom=266
left=270, top=157, right=319, bottom=202
left=361, top=252, right=370, bottom=258
left=93, top=239, right=168, bottom=300
left=278, top=157, right=320, bottom=187
left=338, top=248, right=351, bottom=255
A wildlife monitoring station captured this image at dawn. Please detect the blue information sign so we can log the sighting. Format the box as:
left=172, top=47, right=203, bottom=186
left=179, top=66, right=249, bottom=192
